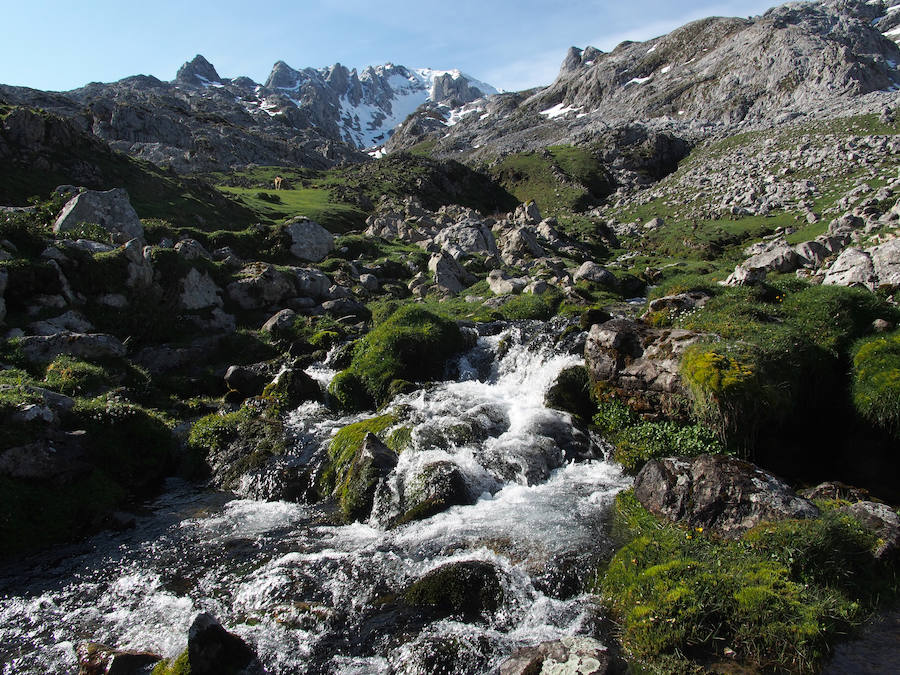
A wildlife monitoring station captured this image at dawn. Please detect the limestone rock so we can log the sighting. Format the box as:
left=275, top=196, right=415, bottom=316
left=285, top=217, right=334, bottom=262
left=180, top=268, right=223, bottom=310
left=634, top=455, right=819, bottom=539
left=487, top=270, right=527, bottom=295
left=512, top=201, right=542, bottom=225
left=224, top=363, right=274, bottom=398
left=52, top=188, right=144, bottom=244
left=573, top=261, right=617, bottom=288
left=174, top=238, right=213, bottom=261
left=17, top=332, right=127, bottom=363
left=227, top=263, right=295, bottom=310
left=840, top=501, right=900, bottom=561
left=871, top=238, right=900, bottom=291
left=261, top=308, right=297, bottom=336
left=497, top=227, right=546, bottom=266
left=500, top=636, right=609, bottom=675
left=644, top=291, right=711, bottom=318
left=27, top=310, right=94, bottom=336
left=722, top=264, right=767, bottom=286
left=822, top=247, right=877, bottom=290
left=584, top=319, right=703, bottom=418
left=291, top=267, right=332, bottom=300
left=433, top=220, right=498, bottom=258
left=428, top=252, right=474, bottom=295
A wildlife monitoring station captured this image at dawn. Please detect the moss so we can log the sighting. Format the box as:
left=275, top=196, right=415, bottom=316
left=497, top=288, right=563, bottom=320
left=188, top=409, right=247, bottom=455
left=318, top=414, right=398, bottom=497
left=851, top=330, right=900, bottom=437
left=331, top=304, right=465, bottom=409
left=151, top=649, right=191, bottom=675
left=598, top=490, right=893, bottom=674
left=327, top=370, right=372, bottom=412
left=42, top=355, right=113, bottom=396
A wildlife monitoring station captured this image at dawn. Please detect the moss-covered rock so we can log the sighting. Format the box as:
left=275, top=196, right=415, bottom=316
left=330, top=304, right=465, bottom=410
left=392, top=460, right=474, bottom=527
left=404, top=560, right=504, bottom=619
left=261, top=366, right=321, bottom=412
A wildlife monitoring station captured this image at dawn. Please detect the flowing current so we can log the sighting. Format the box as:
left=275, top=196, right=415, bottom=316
left=0, top=321, right=631, bottom=674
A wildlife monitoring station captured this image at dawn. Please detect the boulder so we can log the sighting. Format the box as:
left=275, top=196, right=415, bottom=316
left=722, top=263, right=767, bottom=286
left=291, top=267, right=331, bottom=300
left=224, top=363, right=273, bottom=398
left=487, top=270, right=527, bottom=295
left=584, top=319, right=703, bottom=418
left=386, top=460, right=475, bottom=527
left=433, top=220, right=498, bottom=257
left=174, top=238, right=213, bottom=261
left=260, top=308, right=297, bottom=336
left=226, top=263, right=295, bottom=310
left=321, top=297, right=370, bottom=320
left=124, top=239, right=154, bottom=289
left=187, top=612, right=262, bottom=675
left=573, top=261, right=617, bottom=288
left=839, top=501, right=900, bottom=561
left=499, top=637, right=609, bottom=675
left=404, top=560, right=504, bottom=619
left=27, top=310, right=94, bottom=336
left=643, top=291, right=711, bottom=318
left=180, top=268, right=223, bottom=310
left=794, top=240, right=830, bottom=268
left=633, top=455, right=819, bottom=539
left=263, top=366, right=321, bottom=408
left=341, top=433, right=399, bottom=522
left=17, top=332, right=127, bottom=363
left=822, top=247, right=877, bottom=290
left=358, top=273, right=379, bottom=291
left=512, top=201, right=542, bottom=225
left=497, top=227, right=546, bottom=265
left=52, top=188, right=144, bottom=244
left=284, top=217, right=334, bottom=262
left=76, top=642, right=161, bottom=675
left=428, top=252, right=474, bottom=295
left=742, top=239, right=801, bottom=274
left=871, top=238, right=900, bottom=291
left=0, top=431, right=87, bottom=481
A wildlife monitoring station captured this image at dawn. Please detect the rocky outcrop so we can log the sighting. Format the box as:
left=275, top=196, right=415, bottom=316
left=16, top=332, right=127, bottom=363
left=52, top=188, right=144, bottom=244
left=584, top=319, right=704, bottom=418
left=839, top=500, right=900, bottom=561
left=226, top=263, right=295, bottom=310
left=186, top=613, right=263, bottom=675
left=633, top=454, right=819, bottom=538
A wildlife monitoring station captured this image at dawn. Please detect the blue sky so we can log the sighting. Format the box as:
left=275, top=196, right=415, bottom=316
left=2, top=0, right=784, bottom=92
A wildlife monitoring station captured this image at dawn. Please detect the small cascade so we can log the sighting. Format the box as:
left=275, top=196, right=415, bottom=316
left=0, top=319, right=631, bottom=675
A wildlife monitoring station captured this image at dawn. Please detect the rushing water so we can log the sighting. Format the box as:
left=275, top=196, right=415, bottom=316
left=0, top=320, right=631, bottom=674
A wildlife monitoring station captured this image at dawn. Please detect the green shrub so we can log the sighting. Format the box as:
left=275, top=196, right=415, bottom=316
left=851, top=330, right=900, bottom=436
left=498, top=288, right=563, bottom=320
left=599, top=491, right=889, bottom=673
left=614, top=420, right=725, bottom=473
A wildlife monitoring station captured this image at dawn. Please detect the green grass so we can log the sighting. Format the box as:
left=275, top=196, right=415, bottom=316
left=598, top=490, right=895, bottom=673
left=851, top=330, right=900, bottom=437
left=218, top=185, right=366, bottom=233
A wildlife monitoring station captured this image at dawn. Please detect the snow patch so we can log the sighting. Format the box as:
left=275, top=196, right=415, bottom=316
left=647, top=44, right=658, bottom=54
left=539, top=103, right=582, bottom=119
left=885, top=25, right=900, bottom=37
left=660, top=65, right=672, bottom=74
left=625, top=76, right=653, bottom=86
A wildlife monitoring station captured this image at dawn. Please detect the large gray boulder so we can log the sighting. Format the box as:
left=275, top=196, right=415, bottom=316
left=573, top=261, right=617, bottom=288
left=291, top=267, right=331, bottom=300
left=428, top=252, right=474, bottom=295
left=284, top=217, right=334, bottom=262
left=180, top=268, right=223, bottom=310
left=871, top=238, right=900, bottom=291
left=52, top=188, right=144, bottom=244
left=226, top=263, right=295, bottom=310
left=839, top=501, right=900, bottom=561
left=17, top=332, right=127, bottom=363
left=822, top=247, right=877, bottom=290
left=633, top=455, right=819, bottom=539
left=433, top=220, right=498, bottom=258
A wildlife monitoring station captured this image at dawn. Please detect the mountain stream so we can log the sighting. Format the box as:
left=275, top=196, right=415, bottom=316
left=0, top=320, right=631, bottom=674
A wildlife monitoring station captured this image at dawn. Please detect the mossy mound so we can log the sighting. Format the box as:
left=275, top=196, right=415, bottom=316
left=851, top=330, right=900, bottom=437
left=328, top=304, right=465, bottom=410
left=599, top=490, right=895, bottom=674
left=404, top=560, right=504, bottom=620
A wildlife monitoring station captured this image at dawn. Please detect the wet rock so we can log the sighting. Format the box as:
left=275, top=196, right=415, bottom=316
left=545, top=365, right=594, bottom=422
left=263, top=366, right=322, bottom=408
left=224, top=363, right=273, bottom=398
left=53, top=188, right=144, bottom=244
left=390, top=460, right=475, bottom=526
left=404, top=560, right=504, bottom=620
left=839, top=501, right=900, bottom=561
left=284, top=216, right=334, bottom=262
left=584, top=319, right=704, bottom=418
left=634, top=455, right=819, bottom=539
left=499, top=636, right=609, bottom=675
left=0, top=431, right=88, bottom=481
left=76, top=642, right=161, bottom=675
left=17, top=332, right=127, bottom=363
left=187, top=612, right=262, bottom=675
left=341, top=432, right=399, bottom=522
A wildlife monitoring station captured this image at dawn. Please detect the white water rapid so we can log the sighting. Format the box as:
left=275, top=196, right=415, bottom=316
left=0, top=320, right=631, bottom=674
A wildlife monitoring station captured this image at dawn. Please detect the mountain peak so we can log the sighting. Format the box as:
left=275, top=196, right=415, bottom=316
left=176, top=54, right=221, bottom=85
